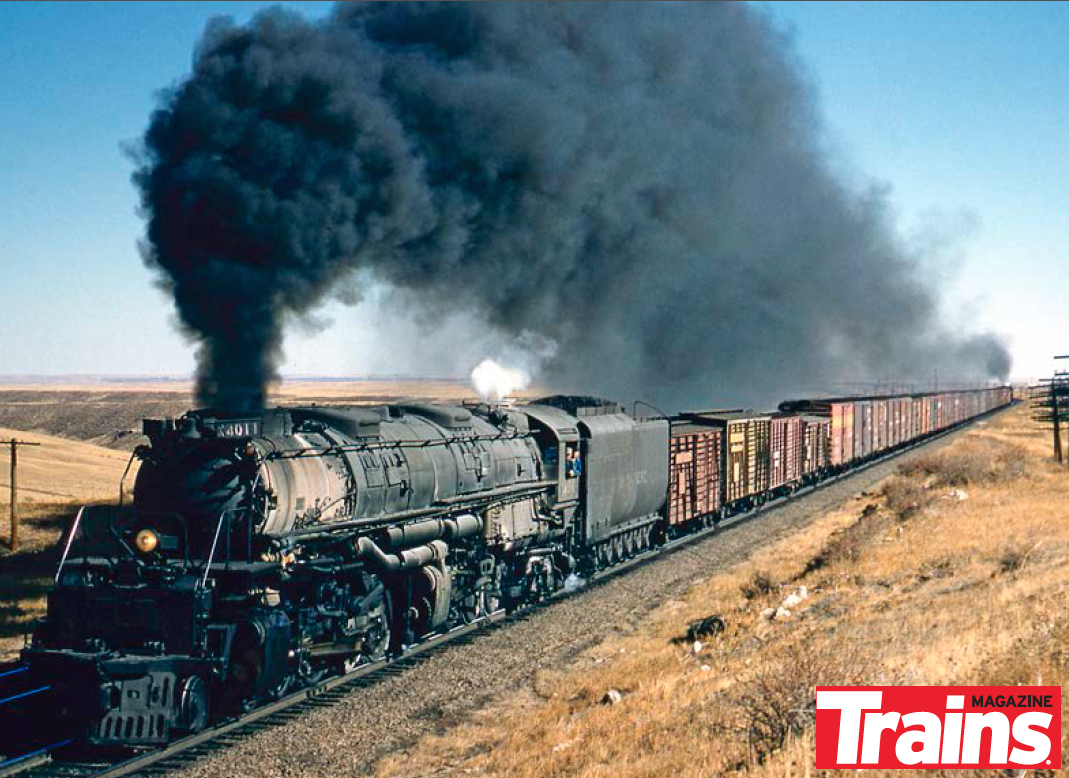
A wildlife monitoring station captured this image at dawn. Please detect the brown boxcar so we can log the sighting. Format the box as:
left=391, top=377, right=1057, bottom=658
left=873, top=398, right=888, bottom=454
left=832, top=402, right=855, bottom=465
left=800, top=415, right=830, bottom=476
left=856, top=400, right=874, bottom=458
left=782, top=388, right=1010, bottom=474
left=770, top=413, right=803, bottom=490
left=890, top=398, right=901, bottom=447
left=682, top=411, right=771, bottom=504
left=894, top=398, right=908, bottom=447
left=775, top=399, right=854, bottom=466
left=667, top=420, right=723, bottom=527
left=887, top=399, right=898, bottom=448
left=911, top=396, right=925, bottom=441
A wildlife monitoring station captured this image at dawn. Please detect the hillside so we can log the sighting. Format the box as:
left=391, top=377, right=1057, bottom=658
left=0, top=426, right=136, bottom=507
left=0, top=380, right=542, bottom=452
left=0, top=429, right=136, bottom=659
left=374, top=403, right=1067, bottom=777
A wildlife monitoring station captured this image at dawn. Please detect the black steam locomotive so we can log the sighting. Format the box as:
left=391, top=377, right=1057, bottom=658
left=10, top=397, right=667, bottom=747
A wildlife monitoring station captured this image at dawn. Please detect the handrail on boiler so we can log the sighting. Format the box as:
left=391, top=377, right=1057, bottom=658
left=54, top=506, right=86, bottom=584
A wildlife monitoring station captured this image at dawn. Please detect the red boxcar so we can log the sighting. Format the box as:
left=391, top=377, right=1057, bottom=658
left=911, top=396, right=925, bottom=441
left=801, top=415, right=830, bottom=476
left=770, top=413, right=803, bottom=490
left=667, top=420, right=723, bottom=527
left=856, top=400, right=873, bottom=458
left=872, top=398, right=888, bottom=454
left=832, top=402, right=855, bottom=464
left=776, top=399, right=854, bottom=466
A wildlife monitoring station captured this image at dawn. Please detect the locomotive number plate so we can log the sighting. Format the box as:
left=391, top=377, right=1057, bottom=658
left=215, top=420, right=261, bottom=438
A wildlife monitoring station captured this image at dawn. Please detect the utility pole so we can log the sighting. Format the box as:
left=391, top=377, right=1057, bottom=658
left=1031, top=356, right=1069, bottom=466
left=1056, top=357, right=1069, bottom=468
left=6, top=438, right=41, bottom=552
left=1053, top=381, right=1063, bottom=463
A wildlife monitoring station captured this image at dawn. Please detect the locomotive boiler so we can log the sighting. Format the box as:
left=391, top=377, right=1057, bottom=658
left=15, top=398, right=668, bottom=746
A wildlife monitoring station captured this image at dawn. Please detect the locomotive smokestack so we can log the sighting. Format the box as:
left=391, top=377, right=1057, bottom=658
left=134, top=2, right=1010, bottom=411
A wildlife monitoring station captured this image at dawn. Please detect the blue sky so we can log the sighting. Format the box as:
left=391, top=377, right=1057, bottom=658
left=0, top=1, right=1065, bottom=381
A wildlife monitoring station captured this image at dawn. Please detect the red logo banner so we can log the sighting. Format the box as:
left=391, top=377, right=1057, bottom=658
left=816, top=686, right=1061, bottom=769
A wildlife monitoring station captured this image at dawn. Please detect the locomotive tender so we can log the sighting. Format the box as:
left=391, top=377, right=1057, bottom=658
left=6, top=388, right=1010, bottom=748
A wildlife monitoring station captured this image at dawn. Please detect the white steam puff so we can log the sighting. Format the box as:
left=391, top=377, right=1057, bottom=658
left=471, top=359, right=530, bottom=400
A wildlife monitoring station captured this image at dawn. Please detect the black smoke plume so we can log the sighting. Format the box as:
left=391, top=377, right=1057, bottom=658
left=135, top=1, right=1011, bottom=411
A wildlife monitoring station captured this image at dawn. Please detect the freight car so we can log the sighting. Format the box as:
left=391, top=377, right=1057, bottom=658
left=778, top=387, right=1011, bottom=468
left=0, top=387, right=1010, bottom=750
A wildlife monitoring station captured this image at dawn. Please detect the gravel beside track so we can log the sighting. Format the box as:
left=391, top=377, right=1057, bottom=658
left=151, top=423, right=975, bottom=778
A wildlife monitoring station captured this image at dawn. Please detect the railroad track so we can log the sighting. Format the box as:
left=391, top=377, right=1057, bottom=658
left=0, top=404, right=1011, bottom=778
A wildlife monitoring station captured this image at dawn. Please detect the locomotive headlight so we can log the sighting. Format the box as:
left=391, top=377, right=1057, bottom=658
left=134, top=528, right=160, bottom=555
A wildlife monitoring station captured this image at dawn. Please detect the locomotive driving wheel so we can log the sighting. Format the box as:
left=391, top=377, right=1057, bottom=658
left=459, top=583, right=496, bottom=624
left=362, top=595, right=392, bottom=661
left=175, top=675, right=209, bottom=735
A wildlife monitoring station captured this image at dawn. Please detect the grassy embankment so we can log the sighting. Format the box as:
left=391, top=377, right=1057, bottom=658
left=0, top=428, right=133, bottom=659
left=376, top=403, right=1067, bottom=778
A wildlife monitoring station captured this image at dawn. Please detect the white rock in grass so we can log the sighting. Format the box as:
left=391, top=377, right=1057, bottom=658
left=775, top=607, right=792, bottom=620
left=692, top=641, right=703, bottom=654
left=601, top=688, right=624, bottom=705
left=781, top=586, right=809, bottom=609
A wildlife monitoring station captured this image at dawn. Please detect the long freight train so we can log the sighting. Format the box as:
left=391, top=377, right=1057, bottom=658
left=2, top=386, right=1010, bottom=748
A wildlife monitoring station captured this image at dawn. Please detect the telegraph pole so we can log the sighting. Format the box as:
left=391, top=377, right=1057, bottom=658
left=1031, top=356, right=1069, bottom=466
left=7, top=438, right=41, bottom=552
left=1053, top=381, right=1063, bottom=463
left=1057, top=357, right=1069, bottom=467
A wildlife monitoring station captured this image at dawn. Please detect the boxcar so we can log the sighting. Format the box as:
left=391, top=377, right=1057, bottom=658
left=873, top=398, right=888, bottom=454
left=777, top=399, right=854, bottom=466
left=831, top=402, right=855, bottom=465
left=770, top=413, right=803, bottom=491
left=856, top=400, right=873, bottom=459
left=800, top=415, right=830, bottom=477
left=908, top=397, right=922, bottom=443
left=667, top=420, right=723, bottom=528
left=782, top=388, right=1010, bottom=478
left=682, top=411, right=771, bottom=505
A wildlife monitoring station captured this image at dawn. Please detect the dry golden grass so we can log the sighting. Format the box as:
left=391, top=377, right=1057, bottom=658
left=375, top=403, right=1069, bottom=778
left=0, top=427, right=136, bottom=506
left=0, top=430, right=133, bottom=659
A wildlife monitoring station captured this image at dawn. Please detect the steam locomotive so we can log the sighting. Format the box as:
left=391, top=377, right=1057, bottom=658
left=3, top=388, right=1009, bottom=748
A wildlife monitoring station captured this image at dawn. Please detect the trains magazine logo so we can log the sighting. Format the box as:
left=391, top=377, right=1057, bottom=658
left=816, top=686, right=1061, bottom=769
